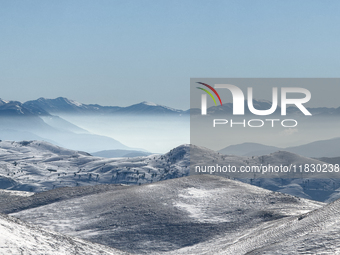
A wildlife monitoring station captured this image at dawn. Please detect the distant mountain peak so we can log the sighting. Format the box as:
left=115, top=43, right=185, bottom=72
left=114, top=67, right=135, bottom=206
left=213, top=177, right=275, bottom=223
left=136, top=101, right=182, bottom=112
left=0, top=98, right=9, bottom=105
left=50, top=97, right=84, bottom=106
left=140, top=101, right=158, bottom=106
left=65, top=98, right=83, bottom=107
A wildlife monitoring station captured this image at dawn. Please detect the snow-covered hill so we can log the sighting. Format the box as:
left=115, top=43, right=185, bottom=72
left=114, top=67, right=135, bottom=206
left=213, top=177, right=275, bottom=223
left=9, top=175, right=323, bottom=254
left=191, top=144, right=339, bottom=178
left=191, top=145, right=340, bottom=202
left=2, top=140, right=339, bottom=254
left=1, top=140, right=340, bottom=202
left=0, top=213, right=129, bottom=255
left=167, top=190, right=340, bottom=255
left=0, top=140, right=189, bottom=192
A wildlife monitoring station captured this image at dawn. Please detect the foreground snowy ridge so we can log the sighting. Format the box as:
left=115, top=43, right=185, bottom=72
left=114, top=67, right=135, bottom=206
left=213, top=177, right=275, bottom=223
left=0, top=213, right=129, bottom=255
left=178, top=194, right=340, bottom=255
left=8, top=175, right=323, bottom=254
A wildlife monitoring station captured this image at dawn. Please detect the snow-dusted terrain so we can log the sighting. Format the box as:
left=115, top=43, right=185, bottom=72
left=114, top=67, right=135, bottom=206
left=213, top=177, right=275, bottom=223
left=1, top=140, right=340, bottom=202
left=0, top=213, right=129, bottom=255
left=191, top=144, right=339, bottom=178
left=190, top=145, right=340, bottom=202
left=0, top=140, right=189, bottom=192
left=1, top=141, right=340, bottom=254
left=165, top=189, right=340, bottom=255
left=9, top=175, right=323, bottom=254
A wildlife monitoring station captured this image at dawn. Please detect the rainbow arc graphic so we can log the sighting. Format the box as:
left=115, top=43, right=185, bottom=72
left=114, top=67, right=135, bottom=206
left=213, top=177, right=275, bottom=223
left=196, top=82, right=223, bottom=106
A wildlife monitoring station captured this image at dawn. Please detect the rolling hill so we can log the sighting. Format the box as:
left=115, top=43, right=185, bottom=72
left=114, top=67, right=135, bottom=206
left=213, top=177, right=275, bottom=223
left=1, top=140, right=340, bottom=202
left=0, top=140, right=189, bottom=192
left=170, top=191, right=340, bottom=255
left=7, top=175, right=323, bottom=254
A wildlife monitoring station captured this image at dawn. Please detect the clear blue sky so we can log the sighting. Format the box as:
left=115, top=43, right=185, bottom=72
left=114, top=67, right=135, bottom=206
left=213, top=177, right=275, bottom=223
left=1, top=0, right=339, bottom=109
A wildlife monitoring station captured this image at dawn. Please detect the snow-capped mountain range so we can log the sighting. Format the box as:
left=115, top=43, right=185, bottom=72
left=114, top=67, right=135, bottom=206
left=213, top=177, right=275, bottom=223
left=1, top=96, right=339, bottom=116
left=0, top=96, right=339, bottom=154
left=0, top=97, right=190, bottom=153
left=21, top=97, right=187, bottom=115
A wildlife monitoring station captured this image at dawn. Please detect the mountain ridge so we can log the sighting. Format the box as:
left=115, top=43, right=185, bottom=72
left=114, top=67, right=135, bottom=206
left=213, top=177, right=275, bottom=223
left=1, top=96, right=339, bottom=116
left=23, top=97, right=186, bottom=115
left=219, top=137, right=340, bottom=157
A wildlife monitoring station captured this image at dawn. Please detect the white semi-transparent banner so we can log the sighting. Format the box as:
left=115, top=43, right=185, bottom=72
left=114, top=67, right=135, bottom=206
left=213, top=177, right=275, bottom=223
left=190, top=78, right=340, bottom=179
